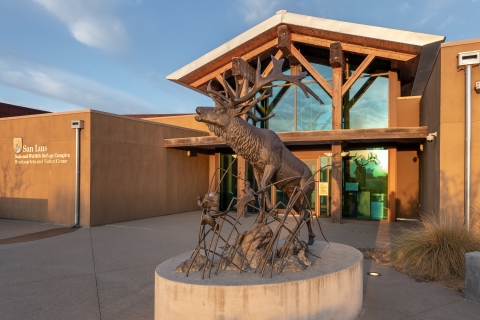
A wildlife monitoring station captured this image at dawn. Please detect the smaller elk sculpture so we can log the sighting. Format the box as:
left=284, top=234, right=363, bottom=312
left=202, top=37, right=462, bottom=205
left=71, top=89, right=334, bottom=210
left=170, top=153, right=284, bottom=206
left=195, top=56, right=323, bottom=245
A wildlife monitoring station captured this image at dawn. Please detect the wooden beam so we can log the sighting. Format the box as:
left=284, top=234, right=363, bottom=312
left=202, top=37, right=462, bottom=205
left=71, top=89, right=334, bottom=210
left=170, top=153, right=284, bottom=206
left=330, top=42, right=344, bottom=68
left=190, top=38, right=278, bottom=88
left=277, top=25, right=299, bottom=64
left=232, top=57, right=256, bottom=84
left=164, top=136, right=226, bottom=149
left=330, top=42, right=343, bottom=130
left=289, top=45, right=333, bottom=96
left=331, top=143, right=342, bottom=223
left=329, top=42, right=343, bottom=224
left=342, top=54, right=375, bottom=96
left=261, top=50, right=283, bottom=77
left=164, top=127, right=429, bottom=148
left=291, top=33, right=416, bottom=62
left=215, top=74, right=224, bottom=85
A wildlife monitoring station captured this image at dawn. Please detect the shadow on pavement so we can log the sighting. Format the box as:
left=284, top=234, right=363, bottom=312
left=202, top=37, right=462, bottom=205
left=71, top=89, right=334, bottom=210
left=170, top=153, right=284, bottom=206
left=0, top=227, right=80, bottom=245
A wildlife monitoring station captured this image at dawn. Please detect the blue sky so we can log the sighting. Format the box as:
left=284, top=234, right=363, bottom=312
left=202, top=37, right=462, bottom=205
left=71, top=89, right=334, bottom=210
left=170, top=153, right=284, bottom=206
left=0, top=0, right=479, bottom=114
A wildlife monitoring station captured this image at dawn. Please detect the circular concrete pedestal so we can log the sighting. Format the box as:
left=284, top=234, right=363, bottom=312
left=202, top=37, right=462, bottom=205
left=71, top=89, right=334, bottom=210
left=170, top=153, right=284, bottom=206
left=155, top=241, right=363, bottom=320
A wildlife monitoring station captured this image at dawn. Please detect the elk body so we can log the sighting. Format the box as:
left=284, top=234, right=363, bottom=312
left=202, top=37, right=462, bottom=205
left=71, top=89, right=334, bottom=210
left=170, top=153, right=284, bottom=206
left=195, top=57, right=323, bottom=245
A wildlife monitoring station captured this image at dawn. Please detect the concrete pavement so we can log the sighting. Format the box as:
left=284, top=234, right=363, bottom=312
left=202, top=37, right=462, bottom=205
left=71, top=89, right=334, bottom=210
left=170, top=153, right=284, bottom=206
left=1, top=212, right=479, bottom=319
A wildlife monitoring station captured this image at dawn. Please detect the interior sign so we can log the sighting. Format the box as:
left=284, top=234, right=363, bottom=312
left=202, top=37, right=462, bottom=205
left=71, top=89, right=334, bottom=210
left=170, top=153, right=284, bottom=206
left=13, top=137, right=70, bottom=165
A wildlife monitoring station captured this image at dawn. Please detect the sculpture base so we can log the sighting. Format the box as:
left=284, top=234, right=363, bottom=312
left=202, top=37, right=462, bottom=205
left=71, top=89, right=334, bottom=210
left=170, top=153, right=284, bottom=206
left=155, top=241, right=363, bottom=320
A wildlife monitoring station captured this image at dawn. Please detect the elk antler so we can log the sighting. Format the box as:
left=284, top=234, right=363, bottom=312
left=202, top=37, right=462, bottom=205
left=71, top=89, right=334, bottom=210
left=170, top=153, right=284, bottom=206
left=246, top=110, right=275, bottom=126
left=205, top=56, right=324, bottom=115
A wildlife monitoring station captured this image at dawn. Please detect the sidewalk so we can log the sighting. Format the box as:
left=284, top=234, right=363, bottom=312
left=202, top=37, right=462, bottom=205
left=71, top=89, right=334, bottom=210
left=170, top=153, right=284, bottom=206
left=1, top=212, right=479, bottom=319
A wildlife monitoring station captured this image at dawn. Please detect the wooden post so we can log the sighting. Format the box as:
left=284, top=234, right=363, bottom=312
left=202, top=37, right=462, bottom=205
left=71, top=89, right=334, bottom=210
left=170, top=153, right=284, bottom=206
left=277, top=25, right=299, bottom=65
left=388, top=68, right=399, bottom=222
left=330, top=42, right=344, bottom=223
left=331, top=144, right=342, bottom=223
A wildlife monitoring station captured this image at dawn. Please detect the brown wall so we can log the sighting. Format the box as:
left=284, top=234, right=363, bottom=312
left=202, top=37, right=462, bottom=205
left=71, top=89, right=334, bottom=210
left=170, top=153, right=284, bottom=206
left=145, top=115, right=211, bottom=133
left=0, top=110, right=210, bottom=226
left=89, top=111, right=209, bottom=226
left=0, top=111, right=91, bottom=225
left=438, top=40, right=480, bottom=222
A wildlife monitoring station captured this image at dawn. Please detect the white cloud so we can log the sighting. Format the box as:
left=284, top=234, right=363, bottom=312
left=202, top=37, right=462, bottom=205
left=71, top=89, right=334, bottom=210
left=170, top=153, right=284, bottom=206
left=33, top=0, right=128, bottom=52
left=238, top=0, right=284, bottom=23
left=0, top=52, right=158, bottom=114
left=396, top=2, right=410, bottom=12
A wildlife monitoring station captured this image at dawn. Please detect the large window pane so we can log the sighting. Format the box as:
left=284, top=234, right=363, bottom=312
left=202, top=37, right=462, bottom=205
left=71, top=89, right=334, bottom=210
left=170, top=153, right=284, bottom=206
left=342, top=149, right=388, bottom=220
left=297, top=82, right=332, bottom=131
left=261, top=82, right=295, bottom=132
left=344, top=57, right=390, bottom=129
left=344, top=76, right=389, bottom=129
left=302, top=62, right=332, bottom=83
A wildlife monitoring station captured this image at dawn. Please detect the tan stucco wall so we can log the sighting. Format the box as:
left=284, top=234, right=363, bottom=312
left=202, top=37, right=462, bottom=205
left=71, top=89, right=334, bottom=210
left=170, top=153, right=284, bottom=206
left=439, top=41, right=480, bottom=222
left=0, top=110, right=210, bottom=226
left=0, top=111, right=91, bottom=225
left=89, top=112, right=210, bottom=226
left=397, top=96, right=420, bottom=127
left=396, top=150, right=420, bottom=219
left=395, top=96, right=421, bottom=219
left=420, top=39, right=480, bottom=223
left=145, top=115, right=211, bottom=133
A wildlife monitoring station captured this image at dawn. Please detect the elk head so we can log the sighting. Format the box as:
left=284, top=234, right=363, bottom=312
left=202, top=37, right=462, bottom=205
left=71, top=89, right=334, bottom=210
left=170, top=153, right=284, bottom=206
left=195, top=56, right=324, bottom=130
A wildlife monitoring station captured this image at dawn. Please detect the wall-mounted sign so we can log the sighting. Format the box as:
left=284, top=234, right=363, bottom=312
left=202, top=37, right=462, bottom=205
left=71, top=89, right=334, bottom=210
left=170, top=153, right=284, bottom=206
left=13, top=137, right=70, bottom=165
left=13, top=138, right=22, bottom=154
left=319, top=182, right=329, bottom=196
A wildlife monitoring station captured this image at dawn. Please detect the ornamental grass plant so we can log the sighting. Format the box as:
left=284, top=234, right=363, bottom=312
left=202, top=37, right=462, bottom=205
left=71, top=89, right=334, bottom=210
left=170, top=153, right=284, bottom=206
left=391, top=214, right=480, bottom=279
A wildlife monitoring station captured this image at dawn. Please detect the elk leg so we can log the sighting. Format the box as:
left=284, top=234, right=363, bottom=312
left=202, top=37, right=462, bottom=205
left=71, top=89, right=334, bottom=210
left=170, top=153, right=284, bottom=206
left=299, top=178, right=316, bottom=245
left=253, top=165, right=276, bottom=226
left=258, top=165, right=276, bottom=210
left=304, top=209, right=316, bottom=245
left=252, top=169, right=264, bottom=226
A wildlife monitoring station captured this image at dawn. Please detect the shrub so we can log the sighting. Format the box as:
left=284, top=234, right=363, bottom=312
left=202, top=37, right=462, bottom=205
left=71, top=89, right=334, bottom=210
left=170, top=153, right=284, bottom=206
left=392, top=215, right=480, bottom=279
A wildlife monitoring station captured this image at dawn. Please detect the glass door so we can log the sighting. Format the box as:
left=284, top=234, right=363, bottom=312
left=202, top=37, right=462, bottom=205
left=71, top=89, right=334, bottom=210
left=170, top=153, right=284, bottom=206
left=273, top=157, right=319, bottom=216
left=319, top=156, right=331, bottom=217
left=342, top=149, right=389, bottom=220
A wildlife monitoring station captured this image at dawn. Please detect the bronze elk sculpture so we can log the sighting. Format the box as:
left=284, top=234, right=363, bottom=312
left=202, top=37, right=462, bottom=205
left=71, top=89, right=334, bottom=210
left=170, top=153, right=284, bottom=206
left=195, top=56, right=323, bottom=245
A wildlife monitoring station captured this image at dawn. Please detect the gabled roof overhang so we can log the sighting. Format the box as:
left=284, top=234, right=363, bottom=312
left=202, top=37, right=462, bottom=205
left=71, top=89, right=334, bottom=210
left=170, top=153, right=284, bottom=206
left=167, top=11, right=444, bottom=96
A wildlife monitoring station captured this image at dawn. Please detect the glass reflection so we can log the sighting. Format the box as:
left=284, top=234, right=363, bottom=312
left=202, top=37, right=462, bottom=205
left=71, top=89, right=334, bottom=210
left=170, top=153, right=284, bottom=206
left=219, top=154, right=237, bottom=210
left=264, top=82, right=295, bottom=132
left=342, top=149, right=388, bottom=220
left=297, top=82, right=332, bottom=131
left=344, top=76, right=389, bottom=129
left=343, top=57, right=389, bottom=130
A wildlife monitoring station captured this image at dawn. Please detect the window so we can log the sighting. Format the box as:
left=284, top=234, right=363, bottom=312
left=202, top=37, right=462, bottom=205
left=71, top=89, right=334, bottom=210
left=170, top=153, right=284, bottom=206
left=343, top=57, right=390, bottom=129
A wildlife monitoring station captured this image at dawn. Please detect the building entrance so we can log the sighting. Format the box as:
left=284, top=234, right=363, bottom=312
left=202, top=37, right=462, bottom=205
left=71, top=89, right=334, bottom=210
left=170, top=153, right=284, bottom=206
left=342, top=149, right=389, bottom=220
left=271, top=151, right=332, bottom=217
